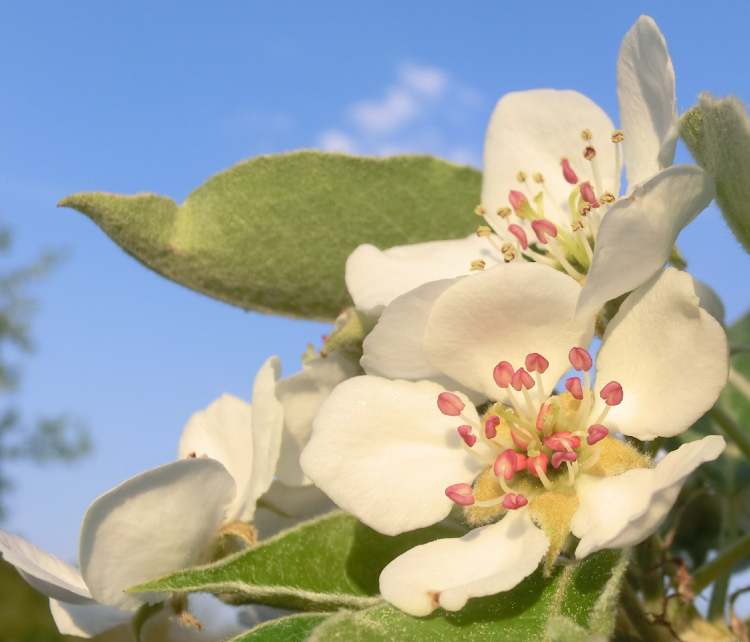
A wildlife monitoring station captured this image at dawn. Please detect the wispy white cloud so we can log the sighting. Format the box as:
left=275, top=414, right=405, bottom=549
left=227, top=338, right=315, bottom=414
left=316, top=62, right=487, bottom=167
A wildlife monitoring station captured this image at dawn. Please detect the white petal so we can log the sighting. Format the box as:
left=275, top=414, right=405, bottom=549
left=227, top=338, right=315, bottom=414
left=572, top=436, right=725, bottom=558
left=617, top=16, right=677, bottom=188
left=79, top=459, right=236, bottom=610
left=425, top=263, right=595, bottom=400
left=275, top=352, right=360, bottom=486
left=300, top=376, right=484, bottom=535
left=594, top=268, right=728, bottom=440
left=482, top=89, right=619, bottom=227
left=178, top=394, right=255, bottom=522
left=50, top=599, right=131, bottom=638
left=260, top=480, right=335, bottom=519
left=379, top=510, right=548, bottom=616
left=345, top=236, right=492, bottom=312
left=0, top=529, right=91, bottom=603
left=249, top=356, right=284, bottom=507
left=362, top=278, right=460, bottom=380
left=578, top=165, right=714, bottom=317
left=693, top=278, right=725, bottom=324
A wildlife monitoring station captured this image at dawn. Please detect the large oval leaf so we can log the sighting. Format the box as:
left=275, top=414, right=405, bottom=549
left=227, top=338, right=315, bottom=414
left=60, top=153, right=480, bottom=320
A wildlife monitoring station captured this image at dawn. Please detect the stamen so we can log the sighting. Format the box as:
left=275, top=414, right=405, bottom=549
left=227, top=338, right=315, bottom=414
left=599, top=381, right=624, bottom=406
left=587, top=424, right=609, bottom=445
left=474, top=205, right=486, bottom=217
left=516, top=170, right=528, bottom=183
left=569, top=347, right=593, bottom=371
left=551, top=450, right=577, bottom=469
left=611, top=130, right=624, bottom=143
left=497, top=206, right=512, bottom=218
left=511, top=427, right=533, bottom=451
left=536, top=402, right=552, bottom=434
left=527, top=453, right=549, bottom=478
left=524, top=352, right=549, bottom=373
left=484, top=415, right=500, bottom=439
left=437, top=392, right=465, bottom=416
left=470, top=259, right=486, bottom=271
left=581, top=129, right=593, bottom=141
left=475, top=225, right=493, bottom=237
left=601, top=192, right=616, bottom=204
left=445, top=483, right=475, bottom=506
left=561, top=158, right=578, bottom=184
left=565, top=376, right=584, bottom=400
left=502, top=493, right=528, bottom=510
left=579, top=182, right=600, bottom=208
left=530, top=219, right=557, bottom=244
left=532, top=172, right=544, bottom=184
left=493, top=361, right=515, bottom=388
left=583, top=145, right=596, bottom=161
left=544, top=432, right=581, bottom=451
left=511, top=367, right=535, bottom=391
left=508, top=223, right=529, bottom=250
left=509, top=190, right=527, bottom=212
left=494, top=449, right=520, bottom=481
left=457, top=425, right=477, bottom=447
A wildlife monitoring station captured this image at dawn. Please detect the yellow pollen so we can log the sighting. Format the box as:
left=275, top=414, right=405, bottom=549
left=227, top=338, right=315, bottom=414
left=502, top=249, right=516, bottom=263
left=501, top=242, right=514, bottom=253
left=497, top=206, right=512, bottom=218
left=581, top=128, right=593, bottom=141
left=476, top=225, right=493, bottom=237
left=601, top=192, right=616, bottom=204
left=516, top=170, right=527, bottom=182
left=474, top=204, right=486, bottom=216
left=580, top=203, right=592, bottom=217
left=611, top=130, right=624, bottom=143
left=571, top=220, right=584, bottom=232
left=583, top=145, right=596, bottom=160
left=532, top=172, right=544, bottom=184
left=470, top=259, right=486, bottom=271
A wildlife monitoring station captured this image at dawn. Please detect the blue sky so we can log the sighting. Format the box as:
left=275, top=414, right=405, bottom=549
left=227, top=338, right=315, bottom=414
left=1, top=1, right=749, bottom=560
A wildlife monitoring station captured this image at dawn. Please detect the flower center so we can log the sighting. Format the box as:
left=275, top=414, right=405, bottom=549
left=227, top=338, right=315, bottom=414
left=440, top=346, right=624, bottom=510
left=473, top=129, right=624, bottom=282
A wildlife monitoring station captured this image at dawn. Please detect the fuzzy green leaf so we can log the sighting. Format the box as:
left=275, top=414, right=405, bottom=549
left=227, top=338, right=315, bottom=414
left=681, top=94, right=750, bottom=254
left=229, top=614, right=329, bottom=642
left=129, top=512, right=459, bottom=611
left=304, top=551, right=624, bottom=642
left=59, top=152, right=480, bottom=320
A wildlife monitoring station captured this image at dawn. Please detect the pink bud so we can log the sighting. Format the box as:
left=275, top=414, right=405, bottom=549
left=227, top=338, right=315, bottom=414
left=493, top=361, right=514, bottom=388
left=437, top=392, right=465, bottom=416
left=502, top=493, right=528, bottom=510
left=508, top=190, right=527, bottom=212
left=561, top=158, right=579, bottom=184
left=511, top=368, right=535, bottom=391
left=508, top=223, right=529, bottom=250
left=445, top=483, right=475, bottom=506
left=569, top=346, right=593, bottom=371
left=494, top=449, right=519, bottom=481
left=600, top=381, right=624, bottom=406
left=565, top=376, right=584, bottom=400
left=587, top=424, right=609, bottom=445
left=579, top=181, right=599, bottom=207
left=527, top=453, right=549, bottom=478
left=551, top=450, right=578, bottom=469
left=484, top=415, right=500, bottom=439
left=457, top=425, right=477, bottom=447
left=525, top=352, right=549, bottom=373
left=531, top=219, right=558, bottom=244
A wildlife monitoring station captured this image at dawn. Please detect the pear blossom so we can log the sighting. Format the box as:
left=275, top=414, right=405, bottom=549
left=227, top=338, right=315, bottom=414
left=301, top=263, right=728, bottom=616
left=345, top=16, right=717, bottom=320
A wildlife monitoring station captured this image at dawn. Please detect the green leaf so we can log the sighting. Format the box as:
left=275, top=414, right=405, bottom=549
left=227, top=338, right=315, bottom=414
left=302, top=551, right=624, bottom=641
left=60, top=152, right=480, bottom=320
left=229, top=614, right=329, bottom=642
left=129, top=512, right=459, bottom=611
left=680, top=94, right=750, bottom=254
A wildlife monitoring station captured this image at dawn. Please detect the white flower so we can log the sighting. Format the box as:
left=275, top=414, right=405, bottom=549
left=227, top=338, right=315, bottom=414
left=300, top=263, right=728, bottom=616
left=345, top=16, right=716, bottom=319
left=0, top=458, right=240, bottom=638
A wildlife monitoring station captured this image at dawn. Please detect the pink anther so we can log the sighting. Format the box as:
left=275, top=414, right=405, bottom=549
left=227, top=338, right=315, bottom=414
left=509, top=190, right=528, bottom=212
left=544, top=431, right=581, bottom=451
left=493, top=361, right=515, bottom=388
left=437, top=391, right=465, bottom=416
left=511, top=428, right=531, bottom=451
left=527, top=453, right=549, bottom=478
left=508, top=223, right=529, bottom=250
left=457, top=425, right=477, bottom=448
left=587, top=424, right=609, bottom=445
left=580, top=181, right=600, bottom=207
left=511, top=367, right=535, bottom=391
left=561, top=158, right=579, bottom=184
left=551, top=450, right=578, bottom=469
left=600, top=381, right=624, bottom=406
left=569, top=346, right=593, bottom=371
left=484, top=415, right=501, bottom=439
left=525, top=352, right=549, bottom=373
left=531, top=219, right=558, bottom=244
left=494, top=449, right=520, bottom=481
left=445, top=483, right=475, bottom=506
left=565, top=376, right=584, bottom=401
left=536, top=401, right=553, bottom=433
left=502, top=493, right=528, bottom=510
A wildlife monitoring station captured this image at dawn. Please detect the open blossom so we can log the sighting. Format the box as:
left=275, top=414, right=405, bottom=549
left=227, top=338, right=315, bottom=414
left=345, top=16, right=716, bottom=319
left=0, top=353, right=341, bottom=639
left=300, top=263, right=728, bottom=616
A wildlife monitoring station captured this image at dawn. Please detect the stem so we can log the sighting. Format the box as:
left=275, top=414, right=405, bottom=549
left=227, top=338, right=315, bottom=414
left=693, top=532, right=750, bottom=594
left=707, top=497, right=736, bottom=622
left=636, top=536, right=664, bottom=607
left=619, top=583, right=674, bottom=642
left=710, top=405, right=750, bottom=462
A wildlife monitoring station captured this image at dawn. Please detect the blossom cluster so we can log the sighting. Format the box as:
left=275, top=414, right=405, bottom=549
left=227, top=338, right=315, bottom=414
left=0, top=14, right=732, bottom=638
